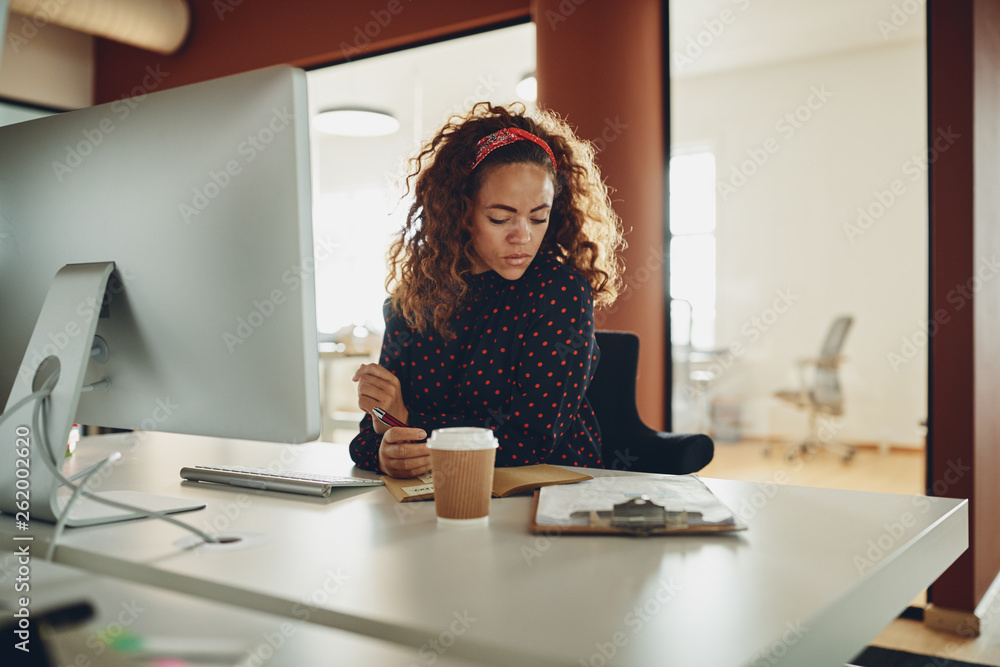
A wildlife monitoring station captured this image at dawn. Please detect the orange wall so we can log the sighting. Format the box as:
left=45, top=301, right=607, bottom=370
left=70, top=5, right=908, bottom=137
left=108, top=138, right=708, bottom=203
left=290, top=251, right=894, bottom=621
left=535, top=0, right=667, bottom=429
left=94, top=0, right=530, bottom=102
left=971, top=0, right=1000, bottom=607
left=928, top=0, right=1000, bottom=614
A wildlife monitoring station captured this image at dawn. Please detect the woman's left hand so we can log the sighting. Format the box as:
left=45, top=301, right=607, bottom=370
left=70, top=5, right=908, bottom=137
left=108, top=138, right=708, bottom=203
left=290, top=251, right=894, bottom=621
left=378, top=427, right=430, bottom=478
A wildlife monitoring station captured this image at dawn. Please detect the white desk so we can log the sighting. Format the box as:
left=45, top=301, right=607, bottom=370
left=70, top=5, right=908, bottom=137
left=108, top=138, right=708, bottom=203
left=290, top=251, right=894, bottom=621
left=0, top=433, right=967, bottom=667
left=0, top=556, right=476, bottom=665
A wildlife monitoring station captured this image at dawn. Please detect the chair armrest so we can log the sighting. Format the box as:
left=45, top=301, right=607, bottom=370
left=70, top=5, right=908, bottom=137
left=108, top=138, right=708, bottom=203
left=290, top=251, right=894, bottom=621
left=609, top=430, right=714, bottom=475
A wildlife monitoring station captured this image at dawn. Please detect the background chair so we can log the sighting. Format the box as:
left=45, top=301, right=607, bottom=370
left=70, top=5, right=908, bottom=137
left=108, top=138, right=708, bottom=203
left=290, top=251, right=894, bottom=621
left=769, top=315, right=855, bottom=462
left=587, top=331, right=714, bottom=475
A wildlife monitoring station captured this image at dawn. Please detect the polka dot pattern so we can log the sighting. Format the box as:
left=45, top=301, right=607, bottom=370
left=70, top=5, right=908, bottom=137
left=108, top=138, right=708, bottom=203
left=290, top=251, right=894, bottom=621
left=349, top=255, right=602, bottom=473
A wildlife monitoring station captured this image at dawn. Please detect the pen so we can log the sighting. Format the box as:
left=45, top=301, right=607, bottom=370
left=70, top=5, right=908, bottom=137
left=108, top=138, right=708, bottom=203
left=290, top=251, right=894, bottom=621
left=372, top=407, right=407, bottom=428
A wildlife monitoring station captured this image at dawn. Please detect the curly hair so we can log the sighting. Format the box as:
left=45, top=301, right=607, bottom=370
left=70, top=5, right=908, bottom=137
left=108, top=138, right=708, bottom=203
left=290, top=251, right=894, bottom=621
left=386, top=102, right=625, bottom=338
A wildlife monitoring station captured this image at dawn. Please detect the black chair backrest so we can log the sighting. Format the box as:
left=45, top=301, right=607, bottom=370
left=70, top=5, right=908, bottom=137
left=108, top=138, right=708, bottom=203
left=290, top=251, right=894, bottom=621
left=588, top=331, right=646, bottom=445
left=587, top=330, right=714, bottom=474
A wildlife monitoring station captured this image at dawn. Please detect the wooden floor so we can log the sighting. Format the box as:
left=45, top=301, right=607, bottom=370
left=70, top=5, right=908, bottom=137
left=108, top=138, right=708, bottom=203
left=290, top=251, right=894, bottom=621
left=701, top=439, right=1000, bottom=666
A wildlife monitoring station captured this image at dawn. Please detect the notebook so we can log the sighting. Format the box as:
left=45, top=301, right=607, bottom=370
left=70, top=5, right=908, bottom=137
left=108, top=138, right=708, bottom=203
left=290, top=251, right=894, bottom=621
left=381, top=464, right=592, bottom=502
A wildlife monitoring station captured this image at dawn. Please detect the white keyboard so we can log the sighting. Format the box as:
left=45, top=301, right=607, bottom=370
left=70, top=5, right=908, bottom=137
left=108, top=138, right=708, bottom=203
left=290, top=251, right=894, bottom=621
left=180, top=465, right=384, bottom=497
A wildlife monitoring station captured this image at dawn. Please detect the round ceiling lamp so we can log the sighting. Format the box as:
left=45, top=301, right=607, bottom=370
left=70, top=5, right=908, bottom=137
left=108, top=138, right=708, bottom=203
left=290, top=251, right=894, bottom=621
left=516, top=73, right=537, bottom=103
left=313, top=109, right=400, bottom=137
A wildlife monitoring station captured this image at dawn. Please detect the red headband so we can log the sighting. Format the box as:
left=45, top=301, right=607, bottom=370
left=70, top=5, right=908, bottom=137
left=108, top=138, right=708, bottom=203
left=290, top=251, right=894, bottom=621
left=469, top=127, right=558, bottom=174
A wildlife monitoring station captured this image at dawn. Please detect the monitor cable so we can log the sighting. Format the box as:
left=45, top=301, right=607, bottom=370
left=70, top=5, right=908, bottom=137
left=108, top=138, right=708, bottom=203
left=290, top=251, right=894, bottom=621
left=0, top=374, right=221, bottom=561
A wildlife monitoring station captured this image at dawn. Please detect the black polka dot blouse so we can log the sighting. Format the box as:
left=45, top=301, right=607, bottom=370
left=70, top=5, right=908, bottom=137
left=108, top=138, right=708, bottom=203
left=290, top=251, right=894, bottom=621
left=349, top=254, right=602, bottom=473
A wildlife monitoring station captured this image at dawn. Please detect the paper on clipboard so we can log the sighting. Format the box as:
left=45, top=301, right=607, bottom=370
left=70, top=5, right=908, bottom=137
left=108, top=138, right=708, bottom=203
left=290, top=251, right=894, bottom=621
left=535, top=474, right=740, bottom=529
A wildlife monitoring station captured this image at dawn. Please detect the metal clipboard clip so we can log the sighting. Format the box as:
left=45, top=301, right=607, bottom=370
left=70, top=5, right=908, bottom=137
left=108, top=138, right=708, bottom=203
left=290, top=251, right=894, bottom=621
left=610, top=496, right=688, bottom=535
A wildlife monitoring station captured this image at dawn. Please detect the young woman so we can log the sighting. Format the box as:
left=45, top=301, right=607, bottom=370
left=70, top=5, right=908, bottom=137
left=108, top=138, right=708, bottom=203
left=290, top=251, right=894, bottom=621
left=349, top=102, right=624, bottom=478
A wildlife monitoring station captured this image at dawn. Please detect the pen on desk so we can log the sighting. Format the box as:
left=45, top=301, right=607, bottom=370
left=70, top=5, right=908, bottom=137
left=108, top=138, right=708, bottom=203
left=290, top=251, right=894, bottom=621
left=372, top=407, right=407, bottom=428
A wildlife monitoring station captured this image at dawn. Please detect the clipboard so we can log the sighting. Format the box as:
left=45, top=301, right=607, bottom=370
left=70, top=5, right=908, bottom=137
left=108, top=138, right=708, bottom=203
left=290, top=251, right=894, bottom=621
left=528, top=475, right=748, bottom=536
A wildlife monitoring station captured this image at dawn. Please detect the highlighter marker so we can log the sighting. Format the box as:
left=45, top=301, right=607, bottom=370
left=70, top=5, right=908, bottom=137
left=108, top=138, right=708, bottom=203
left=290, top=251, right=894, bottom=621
left=107, top=633, right=245, bottom=661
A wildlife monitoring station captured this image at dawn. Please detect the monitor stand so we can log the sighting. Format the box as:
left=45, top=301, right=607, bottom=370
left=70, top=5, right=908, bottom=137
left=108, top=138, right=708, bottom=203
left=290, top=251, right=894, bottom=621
left=0, top=262, right=204, bottom=526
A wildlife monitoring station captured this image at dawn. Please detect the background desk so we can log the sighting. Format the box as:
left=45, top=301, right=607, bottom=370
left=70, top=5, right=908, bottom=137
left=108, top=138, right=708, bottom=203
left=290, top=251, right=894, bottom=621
left=0, top=433, right=968, bottom=667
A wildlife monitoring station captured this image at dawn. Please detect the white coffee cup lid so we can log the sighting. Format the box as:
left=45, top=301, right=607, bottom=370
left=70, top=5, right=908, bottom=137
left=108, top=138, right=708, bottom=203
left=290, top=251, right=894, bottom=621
left=426, top=427, right=499, bottom=451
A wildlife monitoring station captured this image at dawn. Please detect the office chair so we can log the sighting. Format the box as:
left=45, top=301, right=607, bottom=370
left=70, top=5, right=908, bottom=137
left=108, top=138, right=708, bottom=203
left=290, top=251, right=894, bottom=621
left=769, top=315, right=855, bottom=463
left=587, top=331, right=714, bottom=475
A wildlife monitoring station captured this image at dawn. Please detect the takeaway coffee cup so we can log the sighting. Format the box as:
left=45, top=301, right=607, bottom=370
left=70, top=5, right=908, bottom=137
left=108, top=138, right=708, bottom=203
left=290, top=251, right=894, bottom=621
left=426, top=427, right=498, bottom=524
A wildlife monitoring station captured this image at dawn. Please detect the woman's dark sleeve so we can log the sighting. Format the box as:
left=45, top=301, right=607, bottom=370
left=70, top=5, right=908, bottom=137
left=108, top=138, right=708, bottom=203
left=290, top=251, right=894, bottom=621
left=490, top=270, right=597, bottom=465
left=348, top=303, right=412, bottom=472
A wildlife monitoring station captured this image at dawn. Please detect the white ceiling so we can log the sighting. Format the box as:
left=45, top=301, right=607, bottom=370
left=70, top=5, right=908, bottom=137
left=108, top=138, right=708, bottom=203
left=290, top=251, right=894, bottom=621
left=306, top=1, right=925, bottom=194
left=669, top=0, right=924, bottom=78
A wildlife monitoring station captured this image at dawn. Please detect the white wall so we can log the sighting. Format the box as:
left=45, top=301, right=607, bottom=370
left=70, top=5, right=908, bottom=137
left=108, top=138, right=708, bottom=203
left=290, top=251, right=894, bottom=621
left=673, top=39, right=928, bottom=447
left=1, top=14, right=93, bottom=109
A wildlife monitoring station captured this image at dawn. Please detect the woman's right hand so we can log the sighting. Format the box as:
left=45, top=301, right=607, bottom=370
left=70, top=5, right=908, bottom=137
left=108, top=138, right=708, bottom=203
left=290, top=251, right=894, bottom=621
left=354, top=363, right=409, bottom=435
left=378, top=427, right=430, bottom=478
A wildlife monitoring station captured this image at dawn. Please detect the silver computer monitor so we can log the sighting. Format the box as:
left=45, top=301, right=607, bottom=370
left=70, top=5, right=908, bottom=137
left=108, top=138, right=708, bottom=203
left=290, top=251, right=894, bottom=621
left=0, top=2, right=8, bottom=73
left=0, top=0, right=9, bottom=72
left=0, top=66, right=321, bottom=522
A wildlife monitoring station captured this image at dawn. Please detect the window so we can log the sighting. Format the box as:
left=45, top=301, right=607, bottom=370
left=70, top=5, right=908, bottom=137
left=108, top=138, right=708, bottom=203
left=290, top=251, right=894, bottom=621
left=312, top=188, right=407, bottom=335
left=669, top=149, right=716, bottom=350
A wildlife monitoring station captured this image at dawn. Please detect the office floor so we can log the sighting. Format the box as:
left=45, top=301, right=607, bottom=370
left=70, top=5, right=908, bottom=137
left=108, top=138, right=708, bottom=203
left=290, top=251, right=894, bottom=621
left=701, top=440, right=1000, bottom=667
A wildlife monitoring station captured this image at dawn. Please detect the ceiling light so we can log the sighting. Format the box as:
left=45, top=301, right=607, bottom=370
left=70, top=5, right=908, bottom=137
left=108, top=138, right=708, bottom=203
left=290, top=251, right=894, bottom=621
left=516, top=74, right=537, bottom=103
left=313, top=109, right=400, bottom=137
